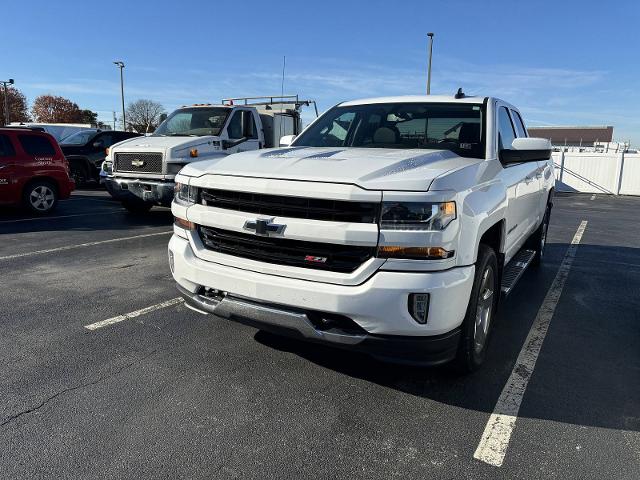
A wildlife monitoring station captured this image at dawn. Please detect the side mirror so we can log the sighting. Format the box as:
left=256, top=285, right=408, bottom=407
left=222, top=137, right=247, bottom=149
left=279, top=134, right=296, bottom=147
left=500, top=137, right=551, bottom=164
left=159, top=113, right=168, bottom=123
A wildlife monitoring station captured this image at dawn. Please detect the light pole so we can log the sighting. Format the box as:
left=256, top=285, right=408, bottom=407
left=113, top=61, right=125, bottom=130
left=426, top=33, right=434, bottom=95
left=1, top=78, right=15, bottom=126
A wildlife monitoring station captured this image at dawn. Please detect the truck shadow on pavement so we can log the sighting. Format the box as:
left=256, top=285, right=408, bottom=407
left=253, top=241, right=640, bottom=433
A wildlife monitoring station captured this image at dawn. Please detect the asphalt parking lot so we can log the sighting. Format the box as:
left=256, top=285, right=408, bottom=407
left=0, top=190, right=638, bottom=479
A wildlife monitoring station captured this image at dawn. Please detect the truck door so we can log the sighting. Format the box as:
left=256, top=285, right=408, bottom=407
left=511, top=109, right=551, bottom=213
left=0, top=134, right=18, bottom=203
left=223, top=109, right=261, bottom=154
left=497, top=105, right=541, bottom=261
left=510, top=108, right=546, bottom=217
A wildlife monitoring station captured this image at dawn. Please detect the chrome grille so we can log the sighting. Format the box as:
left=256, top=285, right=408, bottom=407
left=114, top=152, right=163, bottom=174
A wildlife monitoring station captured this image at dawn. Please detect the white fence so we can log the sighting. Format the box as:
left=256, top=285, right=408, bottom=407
left=553, top=151, right=640, bottom=195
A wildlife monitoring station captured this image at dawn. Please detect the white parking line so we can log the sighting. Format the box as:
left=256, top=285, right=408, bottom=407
left=84, top=297, right=184, bottom=330
left=0, top=231, right=172, bottom=261
left=473, top=220, right=588, bottom=468
left=0, top=210, right=120, bottom=224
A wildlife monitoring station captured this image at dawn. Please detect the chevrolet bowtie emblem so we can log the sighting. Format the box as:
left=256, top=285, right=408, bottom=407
left=243, top=217, right=286, bottom=236
left=131, top=159, right=146, bottom=167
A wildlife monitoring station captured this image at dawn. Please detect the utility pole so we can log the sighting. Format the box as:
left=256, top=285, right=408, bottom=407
left=113, top=61, right=125, bottom=130
left=1, top=78, right=15, bottom=126
left=426, top=33, right=434, bottom=95
left=113, top=111, right=117, bottom=130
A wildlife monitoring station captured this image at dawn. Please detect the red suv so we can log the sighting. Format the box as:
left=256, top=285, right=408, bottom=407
left=0, top=127, right=75, bottom=214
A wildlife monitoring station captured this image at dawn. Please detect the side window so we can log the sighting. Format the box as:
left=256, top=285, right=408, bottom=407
left=243, top=112, right=258, bottom=139
left=498, top=107, right=516, bottom=150
left=18, top=135, right=56, bottom=156
left=227, top=111, right=244, bottom=139
left=510, top=109, right=527, bottom=138
left=97, top=133, right=114, bottom=147
left=0, top=135, right=16, bottom=157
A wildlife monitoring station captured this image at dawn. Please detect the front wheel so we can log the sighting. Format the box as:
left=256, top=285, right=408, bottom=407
left=454, top=244, right=499, bottom=373
left=23, top=180, right=58, bottom=215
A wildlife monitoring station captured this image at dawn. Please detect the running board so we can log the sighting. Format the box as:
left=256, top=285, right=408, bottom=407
left=501, top=249, right=536, bottom=295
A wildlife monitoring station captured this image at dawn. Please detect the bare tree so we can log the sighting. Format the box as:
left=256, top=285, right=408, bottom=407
left=125, top=99, right=166, bottom=133
left=0, top=86, right=30, bottom=125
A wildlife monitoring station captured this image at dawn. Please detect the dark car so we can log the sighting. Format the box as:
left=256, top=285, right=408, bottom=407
left=0, top=127, right=75, bottom=214
left=60, top=129, right=141, bottom=186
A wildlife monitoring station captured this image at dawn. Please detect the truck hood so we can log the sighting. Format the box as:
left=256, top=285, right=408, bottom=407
left=111, top=135, right=219, bottom=154
left=180, top=146, right=481, bottom=190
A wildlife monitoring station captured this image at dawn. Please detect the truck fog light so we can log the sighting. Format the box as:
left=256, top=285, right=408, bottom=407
left=408, top=293, right=429, bottom=324
left=168, top=249, right=175, bottom=274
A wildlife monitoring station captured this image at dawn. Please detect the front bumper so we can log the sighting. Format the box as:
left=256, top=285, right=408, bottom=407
left=104, top=177, right=175, bottom=206
left=169, top=234, right=475, bottom=365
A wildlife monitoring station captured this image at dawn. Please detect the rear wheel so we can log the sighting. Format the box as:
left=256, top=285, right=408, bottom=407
left=454, top=244, right=499, bottom=373
left=527, top=204, right=551, bottom=267
left=23, top=180, right=58, bottom=215
left=122, top=200, right=153, bottom=214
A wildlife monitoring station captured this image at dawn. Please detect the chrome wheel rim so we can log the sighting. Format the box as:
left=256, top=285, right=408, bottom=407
left=474, top=267, right=495, bottom=354
left=30, top=186, right=55, bottom=211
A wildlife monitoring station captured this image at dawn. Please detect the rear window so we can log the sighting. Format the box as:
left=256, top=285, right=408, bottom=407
left=18, top=135, right=56, bottom=156
left=0, top=134, right=16, bottom=157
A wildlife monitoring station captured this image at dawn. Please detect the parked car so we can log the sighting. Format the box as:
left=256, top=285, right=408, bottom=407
left=0, top=127, right=75, bottom=214
left=104, top=95, right=315, bottom=213
left=8, top=122, right=91, bottom=142
left=169, top=93, right=554, bottom=372
left=60, top=129, right=141, bottom=187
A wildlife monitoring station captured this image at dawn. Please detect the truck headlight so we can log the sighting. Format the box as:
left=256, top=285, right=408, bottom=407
left=380, top=201, right=456, bottom=230
left=174, top=182, right=198, bottom=206
left=102, top=160, right=113, bottom=175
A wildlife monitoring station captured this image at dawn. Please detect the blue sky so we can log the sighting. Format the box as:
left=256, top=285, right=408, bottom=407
left=3, top=0, right=640, bottom=144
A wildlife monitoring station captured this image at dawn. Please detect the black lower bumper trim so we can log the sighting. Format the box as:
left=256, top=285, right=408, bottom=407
left=177, top=284, right=461, bottom=366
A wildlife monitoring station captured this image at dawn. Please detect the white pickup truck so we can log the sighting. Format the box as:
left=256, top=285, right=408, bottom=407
left=103, top=96, right=315, bottom=212
left=169, top=93, right=554, bottom=372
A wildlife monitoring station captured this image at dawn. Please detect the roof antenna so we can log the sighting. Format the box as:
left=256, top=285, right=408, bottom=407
left=455, top=87, right=465, bottom=99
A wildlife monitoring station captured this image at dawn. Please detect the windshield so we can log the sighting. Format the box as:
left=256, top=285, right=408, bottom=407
left=293, top=102, right=485, bottom=158
left=154, top=107, right=230, bottom=137
left=60, top=130, right=99, bottom=145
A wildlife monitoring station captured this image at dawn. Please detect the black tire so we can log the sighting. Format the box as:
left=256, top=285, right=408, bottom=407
left=122, top=200, right=153, bottom=214
left=69, top=160, right=90, bottom=188
left=454, top=244, right=499, bottom=373
left=526, top=204, right=551, bottom=267
left=22, top=180, right=58, bottom=215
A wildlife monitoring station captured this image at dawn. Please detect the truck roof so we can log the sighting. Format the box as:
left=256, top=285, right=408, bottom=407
left=339, top=95, right=489, bottom=106
left=178, top=103, right=232, bottom=108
